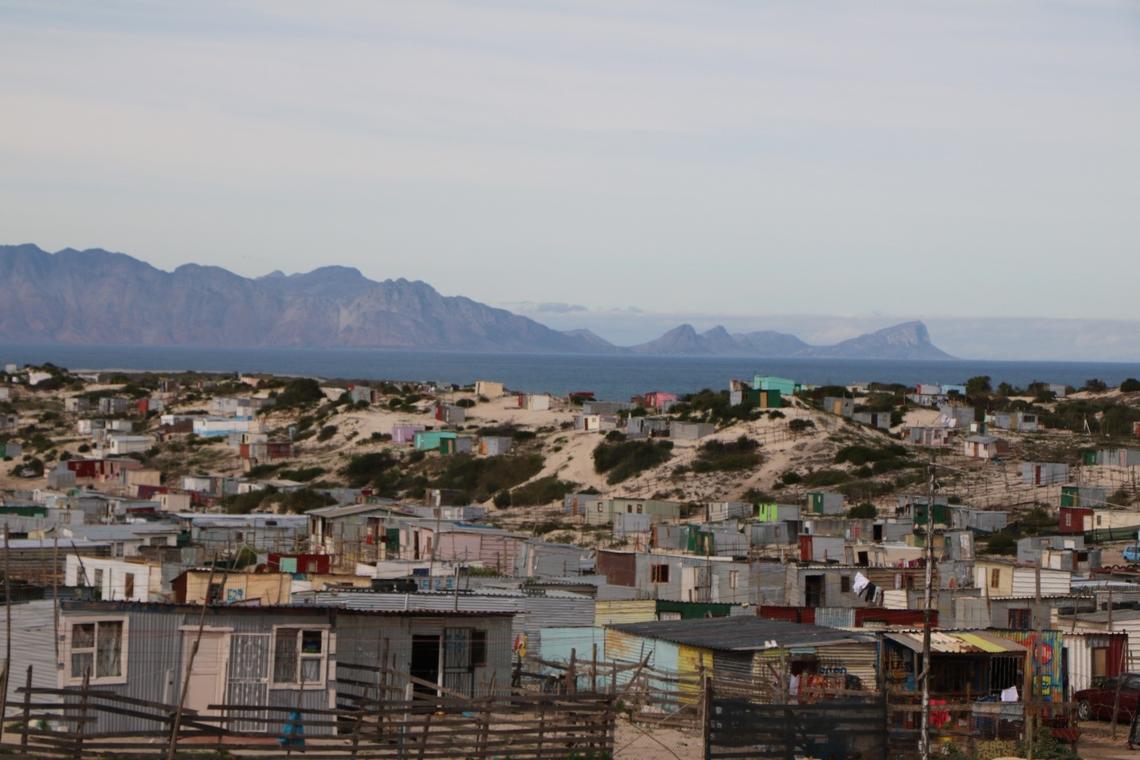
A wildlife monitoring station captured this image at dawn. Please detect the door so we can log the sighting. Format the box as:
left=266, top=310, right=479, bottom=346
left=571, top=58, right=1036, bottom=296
left=182, top=630, right=230, bottom=718
left=805, top=575, right=825, bottom=607
left=411, top=634, right=441, bottom=695
left=443, top=628, right=474, bottom=697
left=226, top=633, right=270, bottom=732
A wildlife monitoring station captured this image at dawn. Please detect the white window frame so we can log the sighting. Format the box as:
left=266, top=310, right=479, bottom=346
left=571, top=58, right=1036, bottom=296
left=270, top=625, right=330, bottom=689
left=63, top=616, right=129, bottom=685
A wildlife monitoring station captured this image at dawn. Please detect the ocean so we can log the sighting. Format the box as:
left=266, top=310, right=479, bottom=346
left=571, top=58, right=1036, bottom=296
left=3, top=344, right=1139, bottom=401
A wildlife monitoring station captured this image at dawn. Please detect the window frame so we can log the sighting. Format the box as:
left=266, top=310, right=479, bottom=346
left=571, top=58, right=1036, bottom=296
left=270, top=625, right=330, bottom=689
left=64, top=616, right=129, bottom=686
left=650, top=564, right=670, bottom=584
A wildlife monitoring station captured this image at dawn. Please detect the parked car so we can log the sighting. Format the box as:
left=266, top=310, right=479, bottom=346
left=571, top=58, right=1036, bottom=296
left=1123, top=544, right=1140, bottom=562
left=1076, top=673, right=1140, bottom=722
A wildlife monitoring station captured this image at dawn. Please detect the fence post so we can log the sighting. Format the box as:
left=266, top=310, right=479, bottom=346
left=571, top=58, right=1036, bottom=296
left=20, top=664, right=32, bottom=751
left=567, top=648, right=577, bottom=695
left=415, top=711, right=433, bottom=760
left=537, top=701, right=546, bottom=756
left=73, top=670, right=90, bottom=760
left=592, top=643, right=598, bottom=694
left=702, top=676, right=713, bottom=760
left=476, top=695, right=492, bottom=759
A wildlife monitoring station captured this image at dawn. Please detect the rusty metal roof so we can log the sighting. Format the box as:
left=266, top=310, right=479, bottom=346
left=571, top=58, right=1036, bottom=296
left=885, top=631, right=1026, bottom=655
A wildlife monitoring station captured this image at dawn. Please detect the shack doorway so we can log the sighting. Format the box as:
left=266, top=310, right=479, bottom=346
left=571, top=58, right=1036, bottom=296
left=411, top=634, right=441, bottom=694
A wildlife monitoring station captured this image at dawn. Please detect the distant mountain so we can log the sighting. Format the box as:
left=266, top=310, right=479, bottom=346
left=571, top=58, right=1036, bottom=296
left=798, top=321, right=954, bottom=360
left=630, top=320, right=954, bottom=360
left=0, top=244, right=956, bottom=360
left=0, top=244, right=619, bottom=353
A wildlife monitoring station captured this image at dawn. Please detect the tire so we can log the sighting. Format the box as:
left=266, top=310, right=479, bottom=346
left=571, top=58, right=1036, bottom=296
left=1077, top=700, right=1091, bottom=721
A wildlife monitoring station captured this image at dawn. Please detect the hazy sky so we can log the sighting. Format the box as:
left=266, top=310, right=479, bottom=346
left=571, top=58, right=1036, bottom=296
left=3, top=1, right=1139, bottom=324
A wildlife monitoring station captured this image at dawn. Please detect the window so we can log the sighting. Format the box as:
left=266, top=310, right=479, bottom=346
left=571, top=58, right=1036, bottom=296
left=470, top=629, right=487, bottom=667
left=729, top=571, right=739, bottom=590
left=272, top=627, right=327, bottom=686
left=206, top=583, right=224, bottom=604
left=651, top=564, right=670, bottom=583
left=93, top=569, right=104, bottom=600
left=123, top=574, right=135, bottom=600
left=1064, top=513, right=1072, bottom=527
left=1097, top=515, right=1103, bottom=527
left=1092, top=647, right=1108, bottom=678
left=66, top=618, right=126, bottom=684
left=990, top=568, right=1001, bottom=588
left=840, top=576, right=851, bottom=593
left=1007, top=608, right=1031, bottom=630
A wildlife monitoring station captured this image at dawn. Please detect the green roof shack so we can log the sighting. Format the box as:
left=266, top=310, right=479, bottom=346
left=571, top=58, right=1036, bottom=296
left=753, top=375, right=798, bottom=397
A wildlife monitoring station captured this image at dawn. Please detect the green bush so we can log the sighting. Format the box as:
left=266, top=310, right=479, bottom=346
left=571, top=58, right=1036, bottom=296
left=848, top=503, right=877, bottom=518
left=275, top=378, right=324, bottom=408
left=593, top=440, right=673, bottom=484
left=510, top=476, right=578, bottom=506
left=429, top=454, right=545, bottom=502
left=802, top=469, right=850, bottom=487
left=834, top=444, right=909, bottom=467
left=317, top=425, right=338, bottom=442
left=279, top=488, right=337, bottom=514
left=692, top=436, right=762, bottom=473
left=1122, top=378, right=1140, bottom=392
left=788, top=418, right=815, bottom=433
left=341, top=452, right=398, bottom=488
left=279, top=466, right=325, bottom=482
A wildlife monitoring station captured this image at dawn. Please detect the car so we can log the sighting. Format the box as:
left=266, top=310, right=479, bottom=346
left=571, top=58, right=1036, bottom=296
left=1075, top=673, right=1140, bottom=723
left=1124, top=544, right=1140, bottom=563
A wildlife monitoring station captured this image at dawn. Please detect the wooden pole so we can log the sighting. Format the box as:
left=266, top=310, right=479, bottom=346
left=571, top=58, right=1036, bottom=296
left=592, top=643, right=598, bottom=693
left=919, top=462, right=936, bottom=760
left=20, top=664, right=31, bottom=751
left=73, top=669, right=90, bottom=760
left=52, top=531, right=60, bottom=669
left=165, top=559, right=221, bottom=760
left=1, top=527, right=10, bottom=726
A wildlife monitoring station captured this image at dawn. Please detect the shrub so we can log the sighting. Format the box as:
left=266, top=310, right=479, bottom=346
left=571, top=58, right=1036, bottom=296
left=779, top=471, right=802, bottom=485
left=848, top=503, right=877, bottom=519
left=279, top=488, right=337, bottom=514
left=788, top=419, right=815, bottom=433
left=275, top=378, right=324, bottom=408
left=834, top=444, right=909, bottom=467
left=1122, top=378, right=1140, bottom=393
left=341, top=452, right=398, bottom=488
left=246, top=463, right=282, bottom=478
left=455, top=398, right=476, bottom=408
left=802, top=469, right=850, bottom=487
left=692, top=436, right=762, bottom=473
left=317, top=425, right=338, bottom=442
left=510, top=476, right=578, bottom=506
left=279, top=466, right=326, bottom=482
left=593, top=440, right=673, bottom=484
left=429, top=454, right=545, bottom=503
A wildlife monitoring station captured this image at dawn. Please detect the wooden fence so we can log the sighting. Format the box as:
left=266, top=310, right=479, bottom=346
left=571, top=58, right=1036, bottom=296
left=0, top=665, right=616, bottom=759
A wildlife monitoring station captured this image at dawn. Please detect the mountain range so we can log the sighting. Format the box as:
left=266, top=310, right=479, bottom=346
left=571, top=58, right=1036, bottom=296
left=0, top=244, right=954, bottom=360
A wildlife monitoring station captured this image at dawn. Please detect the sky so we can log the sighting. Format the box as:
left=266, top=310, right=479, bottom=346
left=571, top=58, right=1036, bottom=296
left=2, top=1, right=1140, bottom=348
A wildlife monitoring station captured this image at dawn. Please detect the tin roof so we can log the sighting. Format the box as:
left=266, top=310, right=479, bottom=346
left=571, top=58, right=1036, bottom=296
left=884, top=631, right=1026, bottom=655
left=609, top=616, right=871, bottom=652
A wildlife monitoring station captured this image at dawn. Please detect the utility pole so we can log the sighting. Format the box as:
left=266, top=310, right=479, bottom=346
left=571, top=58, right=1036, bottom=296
left=919, top=460, right=936, bottom=760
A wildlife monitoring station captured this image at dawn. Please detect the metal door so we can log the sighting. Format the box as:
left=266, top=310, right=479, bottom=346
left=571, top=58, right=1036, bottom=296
left=443, top=628, right=474, bottom=697
left=226, top=633, right=271, bottom=732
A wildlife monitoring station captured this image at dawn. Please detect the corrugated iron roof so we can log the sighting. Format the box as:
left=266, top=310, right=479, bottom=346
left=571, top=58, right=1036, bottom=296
left=884, top=631, right=1026, bottom=654
left=609, top=616, right=871, bottom=652
left=61, top=599, right=515, bottom=617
